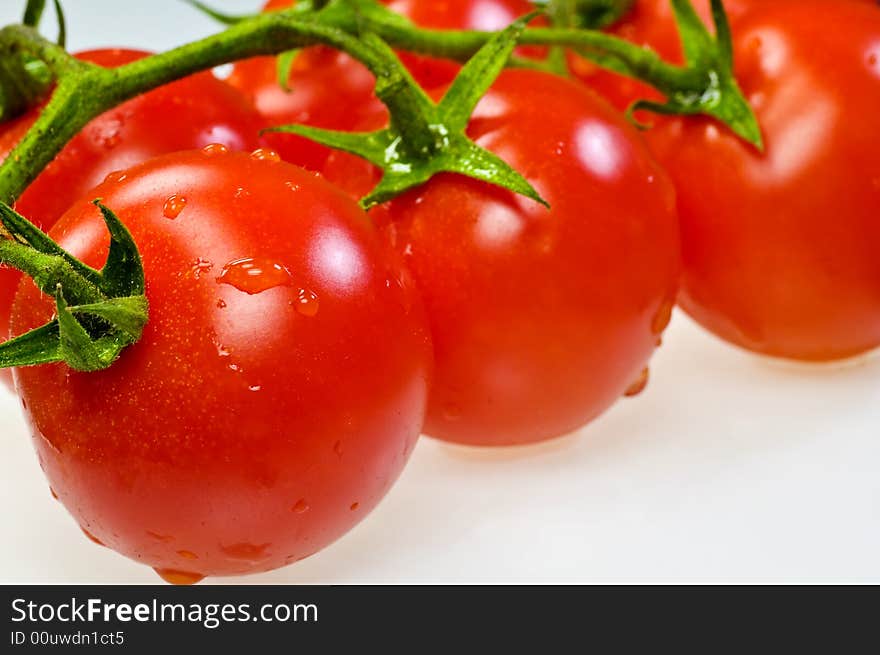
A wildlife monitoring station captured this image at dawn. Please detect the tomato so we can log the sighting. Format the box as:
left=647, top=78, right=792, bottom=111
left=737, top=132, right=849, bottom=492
left=645, top=0, right=880, bottom=360
left=325, top=70, right=680, bottom=446
left=0, top=49, right=263, bottom=387
left=228, top=0, right=538, bottom=172
left=11, top=149, right=432, bottom=582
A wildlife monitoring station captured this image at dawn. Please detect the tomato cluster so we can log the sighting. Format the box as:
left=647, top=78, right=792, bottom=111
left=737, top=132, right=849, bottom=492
left=1, top=0, right=878, bottom=582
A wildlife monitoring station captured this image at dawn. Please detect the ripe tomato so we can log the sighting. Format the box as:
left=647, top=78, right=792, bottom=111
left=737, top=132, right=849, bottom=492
left=645, top=0, right=880, bottom=360
left=0, top=49, right=263, bottom=387
left=228, top=0, right=538, bottom=171
left=325, top=70, right=680, bottom=446
left=11, top=149, right=432, bottom=582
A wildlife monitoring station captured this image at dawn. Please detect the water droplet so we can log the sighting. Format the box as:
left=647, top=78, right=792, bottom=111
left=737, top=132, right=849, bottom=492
left=81, top=527, right=105, bottom=547
left=624, top=368, right=650, bottom=397
left=190, top=258, right=213, bottom=280
left=292, top=499, right=309, bottom=514
left=651, top=299, right=674, bottom=335
left=104, top=170, right=127, bottom=184
left=294, top=288, right=320, bottom=317
left=221, top=542, right=270, bottom=561
left=147, top=531, right=174, bottom=543
left=285, top=181, right=300, bottom=192
left=216, top=298, right=227, bottom=309
left=202, top=142, right=229, bottom=156
left=333, top=441, right=343, bottom=457
left=234, top=187, right=250, bottom=200
left=163, top=194, right=187, bottom=219
left=868, top=53, right=878, bottom=67
left=217, top=257, right=292, bottom=295
left=177, top=550, right=198, bottom=560
left=350, top=502, right=360, bottom=511
left=228, top=362, right=243, bottom=374
left=49, top=487, right=58, bottom=501
left=154, top=569, right=204, bottom=585
left=251, top=147, right=281, bottom=162
left=215, top=342, right=231, bottom=358
left=248, top=385, right=262, bottom=393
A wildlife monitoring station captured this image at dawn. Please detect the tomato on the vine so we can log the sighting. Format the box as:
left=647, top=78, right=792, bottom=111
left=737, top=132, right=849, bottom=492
left=325, top=70, right=680, bottom=446
left=645, top=0, right=880, bottom=360
left=11, top=149, right=432, bottom=582
left=0, top=49, right=263, bottom=385
left=228, top=0, right=539, bottom=171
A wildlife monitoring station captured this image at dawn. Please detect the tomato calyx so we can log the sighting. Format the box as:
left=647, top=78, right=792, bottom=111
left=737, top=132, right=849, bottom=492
left=268, top=15, right=548, bottom=208
left=625, top=0, right=762, bottom=149
left=0, top=200, right=148, bottom=372
left=542, top=0, right=636, bottom=30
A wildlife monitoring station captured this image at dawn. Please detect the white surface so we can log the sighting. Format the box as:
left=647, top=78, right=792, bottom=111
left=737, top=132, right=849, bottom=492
left=1, top=1, right=879, bottom=584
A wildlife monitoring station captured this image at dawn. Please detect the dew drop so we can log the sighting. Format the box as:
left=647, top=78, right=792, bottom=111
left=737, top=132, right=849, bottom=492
left=294, top=288, right=320, bottom=317
left=147, top=531, right=174, bottom=543
left=350, top=502, right=360, bottom=511
left=624, top=368, right=650, bottom=398
left=81, top=527, right=105, bottom=547
left=104, top=170, right=127, bottom=184
left=251, top=147, right=281, bottom=162
left=215, top=343, right=231, bottom=358
left=333, top=440, right=343, bottom=457
left=248, top=385, right=262, bottom=393
left=216, top=298, right=227, bottom=309
left=651, top=299, right=674, bottom=335
left=228, top=362, right=243, bottom=373
left=868, top=53, right=878, bottom=67
left=190, top=258, right=213, bottom=280
left=163, top=194, right=187, bottom=219
left=292, top=499, right=309, bottom=514
left=222, top=542, right=271, bottom=561
left=217, top=257, right=292, bottom=295
left=202, top=142, right=229, bottom=156
left=154, top=569, right=204, bottom=585
left=177, top=550, right=198, bottom=560
left=234, top=187, right=250, bottom=200
left=285, top=181, right=300, bottom=192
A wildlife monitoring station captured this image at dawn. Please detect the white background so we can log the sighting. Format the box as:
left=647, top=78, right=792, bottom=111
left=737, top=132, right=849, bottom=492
left=1, top=1, right=878, bottom=584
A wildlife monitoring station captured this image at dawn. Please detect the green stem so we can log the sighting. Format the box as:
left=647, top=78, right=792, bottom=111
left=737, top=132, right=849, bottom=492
left=0, top=238, right=105, bottom=304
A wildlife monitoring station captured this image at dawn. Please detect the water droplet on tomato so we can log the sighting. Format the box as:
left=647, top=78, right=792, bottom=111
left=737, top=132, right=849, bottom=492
left=217, top=257, right=292, bottom=294
left=333, top=440, right=343, bottom=457
left=248, top=385, right=262, bottom=393
left=147, top=531, right=174, bottom=543
left=104, top=170, right=127, bottom=184
left=163, top=194, right=187, bottom=219
left=49, top=487, right=58, bottom=501
left=651, top=299, right=674, bottom=335
left=221, top=542, right=270, bottom=561
left=154, top=569, right=204, bottom=585
left=202, top=143, right=229, bottom=156
left=216, top=343, right=231, bottom=358
left=442, top=403, right=462, bottom=422
left=190, top=258, right=213, bottom=280
left=350, top=502, right=359, bottom=511
left=292, top=499, right=309, bottom=514
left=294, top=288, right=320, bottom=317
left=234, top=187, right=250, bottom=200
left=228, top=363, right=243, bottom=373
left=81, top=527, right=105, bottom=547
left=285, top=181, right=300, bottom=192
left=624, top=368, right=650, bottom=398
left=177, top=550, right=198, bottom=560
left=216, top=298, right=227, bottom=309
left=251, top=148, right=281, bottom=162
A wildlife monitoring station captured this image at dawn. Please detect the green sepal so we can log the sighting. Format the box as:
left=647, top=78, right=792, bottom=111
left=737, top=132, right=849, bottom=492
left=630, top=0, right=763, bottom=149
left=267, top=14, right=547, bottom=208
left=53, top=0, right=66, bottom=49
left=22, top=0, right=47, bottom=27
left=276, top=49, right=300, bottom=92
left=180, top=0, right=255, bottom=25
left=0, top=201, right=148, bottom=372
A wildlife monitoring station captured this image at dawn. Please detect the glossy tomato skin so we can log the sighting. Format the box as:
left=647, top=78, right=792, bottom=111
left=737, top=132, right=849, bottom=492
left=0, top=49, right=263, bottom=386
left=326, top=70, right=680, bottom=446
left=646, top=0, right=880, bottom=361
left=11, top=150, right=432, bottom=580
left=228, top=0, right=538, bottom=171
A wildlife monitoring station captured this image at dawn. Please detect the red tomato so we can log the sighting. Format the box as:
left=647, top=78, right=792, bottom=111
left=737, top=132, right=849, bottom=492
left=0, top=49, right=263, bottom=387
left=645, top=0, right=880, bottom=360
left=11, top=149, right=432, bottom=582
left=325, top=70, right=680, bottom=446
left=228, top=0, right=538, bottom=171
